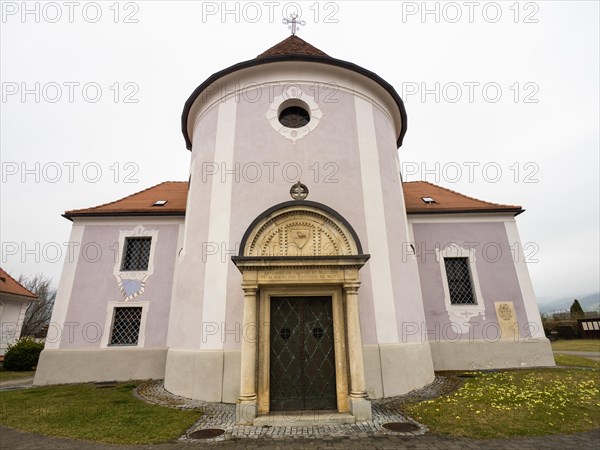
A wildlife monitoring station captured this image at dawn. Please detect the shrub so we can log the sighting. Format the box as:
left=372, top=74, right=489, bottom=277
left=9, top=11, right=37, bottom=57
left=570, top=299, right=585, bottom=319
left=2, top=337, right=44, bottom=371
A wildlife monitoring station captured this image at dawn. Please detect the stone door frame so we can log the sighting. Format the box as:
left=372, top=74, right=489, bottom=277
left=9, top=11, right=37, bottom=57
left=233, top=259, right=372, bottom=424
left=232, top=201, right=372, bottom=424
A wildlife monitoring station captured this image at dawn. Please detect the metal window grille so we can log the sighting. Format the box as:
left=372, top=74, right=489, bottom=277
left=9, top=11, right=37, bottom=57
left=121, top=237, right=151, bottom=271
left=110, top=307, right=142, bottom=345
left=444, top=257, right=476, bottom=304
left=279, top=106, right=310, bottom=128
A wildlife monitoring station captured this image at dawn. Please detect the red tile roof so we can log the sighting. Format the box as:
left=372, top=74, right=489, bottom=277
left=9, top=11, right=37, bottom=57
left=404, top=181, right=522, bottom=214
left=64, top=182, right=188, bottom=218
left=64, top=181, right=522, bottom=218
left=182, top=35, right=409, bottom=150
left=0, top=268, right=38, bottom=299
left=257, top=35, right=329, bottom=58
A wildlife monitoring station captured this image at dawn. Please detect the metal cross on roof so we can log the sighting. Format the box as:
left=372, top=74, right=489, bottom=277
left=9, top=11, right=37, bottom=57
left=283, top=13, right=305, bottom=35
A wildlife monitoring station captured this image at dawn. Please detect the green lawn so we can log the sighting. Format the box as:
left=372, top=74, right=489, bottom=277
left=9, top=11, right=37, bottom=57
left=2, top=371, right=599, bottom=443
left=554, top=353, right=600, bottom=368
left=404, top=369, right=600, bottom=438
left=0, top=369, right=35, bottom=381
left=551, top=339, right=600, bottom=352
left=0, top=382, right=200, bottom=444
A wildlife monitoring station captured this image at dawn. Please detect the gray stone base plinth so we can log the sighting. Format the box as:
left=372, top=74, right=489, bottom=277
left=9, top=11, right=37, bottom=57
left=349, top=397, right=372, bottom=421
left=235, top=400, right=257, bottom=425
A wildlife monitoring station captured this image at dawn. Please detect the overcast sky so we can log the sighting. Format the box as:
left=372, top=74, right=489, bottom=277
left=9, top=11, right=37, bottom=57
left=1, top=1, right=598, bottom=302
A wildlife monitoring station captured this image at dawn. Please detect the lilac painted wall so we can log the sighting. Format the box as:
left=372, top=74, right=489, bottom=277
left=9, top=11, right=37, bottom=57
left=166, top=107, right=218, bottom=349
left=61, top=222, right=180, bottom=349
left=174, top=64, right=422, bottom=350
left=411, top=221, right=530, bottom=341
left=225, top=84, right=380, bottom=345
left=373, top=106, right=428, bottom=342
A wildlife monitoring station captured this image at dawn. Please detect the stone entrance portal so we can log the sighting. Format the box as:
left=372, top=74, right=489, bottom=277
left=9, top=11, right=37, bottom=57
left=270, top=296, right=337, bottom=412
left=232, top=201, right=372, bottom=425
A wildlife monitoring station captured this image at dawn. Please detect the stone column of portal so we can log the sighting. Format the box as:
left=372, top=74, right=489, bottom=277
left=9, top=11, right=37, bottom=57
left=344, top=282, right=372, bottom=421
left=235, top=285, right=258, bottom=424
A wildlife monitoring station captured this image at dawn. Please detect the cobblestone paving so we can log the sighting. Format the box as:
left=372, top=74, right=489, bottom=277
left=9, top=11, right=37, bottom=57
left=135, top=376, right=461, bottom=442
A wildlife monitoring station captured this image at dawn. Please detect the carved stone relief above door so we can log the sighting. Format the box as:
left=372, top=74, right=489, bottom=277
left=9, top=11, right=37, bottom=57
left=244, top=207, right=358, bottom=257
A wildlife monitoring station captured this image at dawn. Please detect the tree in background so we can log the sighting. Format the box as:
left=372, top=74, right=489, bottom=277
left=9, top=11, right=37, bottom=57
left=18, top=274, right=56, bottom=338
left=569, top=299, right=585, bottom=319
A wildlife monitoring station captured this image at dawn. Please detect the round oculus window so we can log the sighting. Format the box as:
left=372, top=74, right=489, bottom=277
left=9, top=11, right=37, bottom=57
left=278, top=106, right=310, bottom=128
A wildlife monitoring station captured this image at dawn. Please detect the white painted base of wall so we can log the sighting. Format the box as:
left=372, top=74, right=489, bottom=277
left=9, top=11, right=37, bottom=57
left=164, top=348, right=240, bottom=403
left=33, top=348, right=168, bottom=385
left=363, top=342, right=436, bottom=399
left=33, top=340, right=554, bottom=401
left=429, top=338, right=556, bottom=370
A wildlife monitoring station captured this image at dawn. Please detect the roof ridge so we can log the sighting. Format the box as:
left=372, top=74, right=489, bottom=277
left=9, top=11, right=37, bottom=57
left=257, top=35, right=329, bottom=59
left=410, top=180, right=520, bottom=209
left=65, top=181, right=181, bottom=214
left=0, top=267, right=38, bottom=298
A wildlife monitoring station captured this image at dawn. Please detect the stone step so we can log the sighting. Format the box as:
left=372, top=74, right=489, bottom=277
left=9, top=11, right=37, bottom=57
left=253, top=410, right=355, bottom=427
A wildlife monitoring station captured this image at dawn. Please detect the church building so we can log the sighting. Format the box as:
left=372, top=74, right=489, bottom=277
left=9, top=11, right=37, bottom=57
left=34, top=34, right=554, bottom=424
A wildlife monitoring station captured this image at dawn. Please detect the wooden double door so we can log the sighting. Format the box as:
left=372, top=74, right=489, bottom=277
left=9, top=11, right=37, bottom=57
left=269, top=296, right=337, bottom=411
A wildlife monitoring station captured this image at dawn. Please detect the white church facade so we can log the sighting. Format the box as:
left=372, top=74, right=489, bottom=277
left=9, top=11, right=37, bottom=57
left=34, top=35, right=554, bottom=423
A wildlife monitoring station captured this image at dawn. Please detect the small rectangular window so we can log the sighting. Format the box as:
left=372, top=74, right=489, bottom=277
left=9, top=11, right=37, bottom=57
left=110, top=307, right=142, bottom=345
left=121, top=237, right=151, bottom=271
left=444, top=257, right=476, bottom=305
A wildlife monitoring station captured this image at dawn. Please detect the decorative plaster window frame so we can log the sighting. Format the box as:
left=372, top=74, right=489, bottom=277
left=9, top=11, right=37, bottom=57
left=436, top=242, right=486, bottom=333
left=101, top=301, right=149, bottom=348
left=112, top=225, right=159, bottom=301
left=113, top=225, right=159, bottom=280
left=266, top=86, right=323, bottom=142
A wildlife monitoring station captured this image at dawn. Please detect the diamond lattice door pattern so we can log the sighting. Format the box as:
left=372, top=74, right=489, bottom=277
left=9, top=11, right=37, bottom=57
left=270, top=296, right=337, bottom=411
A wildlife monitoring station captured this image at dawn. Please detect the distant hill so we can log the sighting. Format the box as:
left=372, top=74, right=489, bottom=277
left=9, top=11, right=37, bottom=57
left=538, top=292, right=600, bottom=314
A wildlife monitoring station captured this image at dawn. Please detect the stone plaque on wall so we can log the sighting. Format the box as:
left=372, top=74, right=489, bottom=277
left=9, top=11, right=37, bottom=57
left=494, top=301, right=519, bottom=340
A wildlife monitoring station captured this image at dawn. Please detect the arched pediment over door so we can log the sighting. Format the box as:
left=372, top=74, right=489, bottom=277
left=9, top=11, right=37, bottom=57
left=238, top=201, right=364, bottom=258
